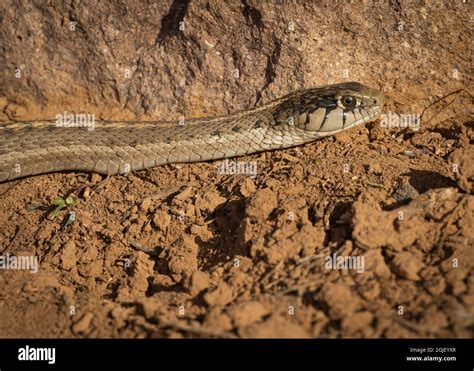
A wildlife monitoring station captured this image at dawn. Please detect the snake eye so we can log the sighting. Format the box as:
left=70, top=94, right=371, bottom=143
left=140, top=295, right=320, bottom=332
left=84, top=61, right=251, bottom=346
left=341, top=96, right=356, bottom=108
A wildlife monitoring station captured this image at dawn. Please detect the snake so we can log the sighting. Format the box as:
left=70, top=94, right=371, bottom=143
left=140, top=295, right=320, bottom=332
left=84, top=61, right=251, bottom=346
left=0, top=82, right=384, bottom=182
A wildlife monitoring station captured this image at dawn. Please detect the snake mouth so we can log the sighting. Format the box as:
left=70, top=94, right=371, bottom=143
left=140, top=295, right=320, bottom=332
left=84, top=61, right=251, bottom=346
left=354, top=104, right=383, bottom=126
left=314, top=104, right=383, bottom=138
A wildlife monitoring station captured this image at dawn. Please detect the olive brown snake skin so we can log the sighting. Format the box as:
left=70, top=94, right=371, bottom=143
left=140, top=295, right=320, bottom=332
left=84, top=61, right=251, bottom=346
left=0, top=82, right=384, bottom=182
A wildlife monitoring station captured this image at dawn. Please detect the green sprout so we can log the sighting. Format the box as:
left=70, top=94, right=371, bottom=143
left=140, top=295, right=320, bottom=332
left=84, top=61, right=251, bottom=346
left=50, top=194, right=78, bottom=220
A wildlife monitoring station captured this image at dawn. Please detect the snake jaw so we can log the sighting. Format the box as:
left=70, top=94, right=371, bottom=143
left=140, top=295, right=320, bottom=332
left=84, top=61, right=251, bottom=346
left=291, top=82, right=384, bottom=135
left=313, top=104, right=383, bottom=138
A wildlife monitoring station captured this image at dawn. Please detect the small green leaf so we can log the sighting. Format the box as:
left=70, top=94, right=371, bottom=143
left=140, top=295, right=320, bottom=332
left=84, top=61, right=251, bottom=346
left=65, top=195, right=77, bottom=206
left=53, top=197, right=66, bottom=207
left=50, top=206, right=64, bottom=219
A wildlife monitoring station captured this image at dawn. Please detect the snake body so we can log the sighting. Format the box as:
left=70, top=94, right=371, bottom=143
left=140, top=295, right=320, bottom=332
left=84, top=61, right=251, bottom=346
left=0, top=82, right=384, bottom=182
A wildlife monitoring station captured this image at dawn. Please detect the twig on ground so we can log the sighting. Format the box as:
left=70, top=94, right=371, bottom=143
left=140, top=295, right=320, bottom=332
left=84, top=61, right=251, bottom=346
left=130, top=239, right=160, bottom=257
left=420, top=89, right=464, bottom=125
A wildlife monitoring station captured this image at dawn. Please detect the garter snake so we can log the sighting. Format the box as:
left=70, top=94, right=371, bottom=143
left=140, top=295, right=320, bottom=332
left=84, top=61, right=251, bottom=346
left=0, top=82, right=384, bottom=182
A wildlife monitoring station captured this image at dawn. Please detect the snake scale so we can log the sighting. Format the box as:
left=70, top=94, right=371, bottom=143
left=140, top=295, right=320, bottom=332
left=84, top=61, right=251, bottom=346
left=0, top=82, right=384, bottom=182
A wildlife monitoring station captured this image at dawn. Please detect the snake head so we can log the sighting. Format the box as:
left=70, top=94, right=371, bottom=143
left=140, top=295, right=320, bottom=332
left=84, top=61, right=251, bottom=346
left=291, top=82, right=385, bottom=136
